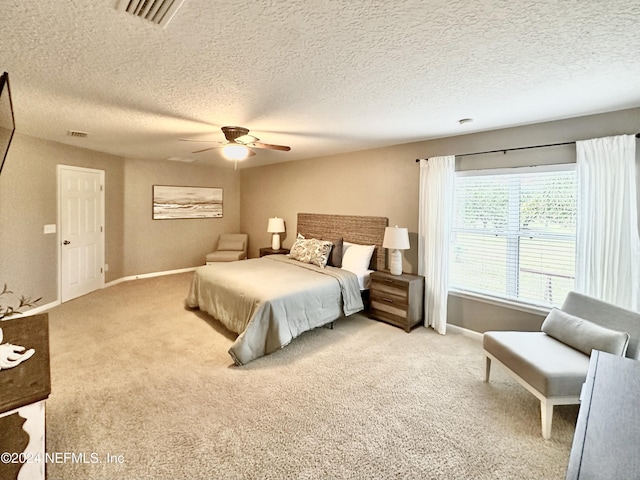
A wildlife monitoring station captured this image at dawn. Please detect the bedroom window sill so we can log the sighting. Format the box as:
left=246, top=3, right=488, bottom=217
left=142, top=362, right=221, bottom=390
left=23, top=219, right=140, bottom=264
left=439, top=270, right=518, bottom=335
left=448, top=289, right=550, bottom=317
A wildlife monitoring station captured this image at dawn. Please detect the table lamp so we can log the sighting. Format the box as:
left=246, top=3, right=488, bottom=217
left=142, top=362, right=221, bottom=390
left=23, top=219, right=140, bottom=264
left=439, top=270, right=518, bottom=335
left=383, top=226, right=410, bottom=275
left=267, top=217, right=285, bottom=250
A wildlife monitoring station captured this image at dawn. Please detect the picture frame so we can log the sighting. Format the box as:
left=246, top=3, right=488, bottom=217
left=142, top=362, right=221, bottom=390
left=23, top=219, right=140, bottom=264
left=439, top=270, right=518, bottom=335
left=152, top=185, right=223, bottom=220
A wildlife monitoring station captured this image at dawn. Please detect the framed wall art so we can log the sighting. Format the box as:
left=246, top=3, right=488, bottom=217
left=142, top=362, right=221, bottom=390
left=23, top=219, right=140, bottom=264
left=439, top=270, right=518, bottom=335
left=152, top=185, right=223, bottom=220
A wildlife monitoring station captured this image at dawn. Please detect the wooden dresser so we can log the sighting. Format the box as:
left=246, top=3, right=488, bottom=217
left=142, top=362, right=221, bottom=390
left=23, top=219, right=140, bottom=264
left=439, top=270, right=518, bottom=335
left=369, top=271, right=424, bottom=332
left=0, top=314, right=51, bottom=480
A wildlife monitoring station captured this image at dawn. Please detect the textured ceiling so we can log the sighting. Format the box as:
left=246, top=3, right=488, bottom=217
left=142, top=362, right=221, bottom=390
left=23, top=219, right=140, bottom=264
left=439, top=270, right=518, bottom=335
left=1, top=0, right=639, bottom=168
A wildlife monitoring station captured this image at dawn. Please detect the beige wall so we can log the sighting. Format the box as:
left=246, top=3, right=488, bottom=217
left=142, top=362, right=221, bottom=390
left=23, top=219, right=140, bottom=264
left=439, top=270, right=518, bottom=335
left=0, top=134, right=126, bottom=305
left=0, top=133, right=241, bottom=308
left=121, top=157, right=240, bottom=276
left=240, top=143, right=423, bottom=270
left=241, top=107, right=640, bottom=333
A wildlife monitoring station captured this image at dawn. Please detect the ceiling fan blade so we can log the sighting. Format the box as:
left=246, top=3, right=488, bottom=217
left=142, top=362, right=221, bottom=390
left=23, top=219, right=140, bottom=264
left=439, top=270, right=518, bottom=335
left=250, top=142, right=291, bottom=151
left=180, top=138, right=219, bottom=143
left=247, top=148, right=257, bottom=157
left=192, top=146, right=220, bottom=153
left=235, top=134, right=259, bottom=144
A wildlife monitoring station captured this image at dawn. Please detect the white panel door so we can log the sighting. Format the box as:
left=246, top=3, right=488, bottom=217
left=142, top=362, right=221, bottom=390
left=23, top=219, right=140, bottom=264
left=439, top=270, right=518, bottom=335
left=59, top=166, right=104, bottom=302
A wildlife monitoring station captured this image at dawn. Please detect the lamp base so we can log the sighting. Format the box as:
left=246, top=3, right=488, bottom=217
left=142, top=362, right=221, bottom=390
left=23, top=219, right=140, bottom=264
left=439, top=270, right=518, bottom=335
left=271, top=233, right=281, bottom=251
left=389, top=249, right=402, bottom=275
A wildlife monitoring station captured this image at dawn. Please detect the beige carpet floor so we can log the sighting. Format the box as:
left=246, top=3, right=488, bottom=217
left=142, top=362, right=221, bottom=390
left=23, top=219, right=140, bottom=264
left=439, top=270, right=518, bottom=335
left=43, top=272, right=578, bottom=480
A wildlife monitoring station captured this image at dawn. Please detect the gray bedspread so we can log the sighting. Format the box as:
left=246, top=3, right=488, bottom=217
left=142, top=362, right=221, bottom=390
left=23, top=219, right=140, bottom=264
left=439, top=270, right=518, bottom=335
left=186, top=255, right=364, bottom=365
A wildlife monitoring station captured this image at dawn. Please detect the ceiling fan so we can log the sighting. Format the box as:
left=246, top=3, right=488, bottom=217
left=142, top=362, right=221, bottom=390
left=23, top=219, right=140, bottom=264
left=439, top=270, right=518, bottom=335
left=181, top=126, right=291, bottom=163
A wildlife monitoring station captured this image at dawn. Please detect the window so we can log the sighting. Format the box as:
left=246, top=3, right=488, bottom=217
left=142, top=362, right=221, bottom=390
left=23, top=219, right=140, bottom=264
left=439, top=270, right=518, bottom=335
left=450, top=165, right=576, bottom=308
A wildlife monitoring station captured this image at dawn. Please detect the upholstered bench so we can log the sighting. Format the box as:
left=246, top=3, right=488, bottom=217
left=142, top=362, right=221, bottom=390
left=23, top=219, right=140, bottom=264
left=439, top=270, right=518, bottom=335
left=484, top=291, right=640, bottom=439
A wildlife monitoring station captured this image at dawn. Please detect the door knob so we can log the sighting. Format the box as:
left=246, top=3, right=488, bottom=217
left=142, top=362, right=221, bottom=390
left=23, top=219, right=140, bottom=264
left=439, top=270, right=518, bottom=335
left=63, top=240, right=71, bottom=245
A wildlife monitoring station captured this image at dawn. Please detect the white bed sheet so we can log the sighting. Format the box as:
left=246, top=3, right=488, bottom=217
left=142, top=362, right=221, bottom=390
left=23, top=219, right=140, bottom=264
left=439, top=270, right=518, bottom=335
left=344, top=268, right=374, bottom=290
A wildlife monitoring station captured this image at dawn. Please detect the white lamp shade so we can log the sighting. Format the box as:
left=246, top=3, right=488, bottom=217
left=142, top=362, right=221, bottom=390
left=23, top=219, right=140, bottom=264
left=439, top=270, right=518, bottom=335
left=267, top=217, right=285, bottom=233
left=383, top=226, right=410, bottom=250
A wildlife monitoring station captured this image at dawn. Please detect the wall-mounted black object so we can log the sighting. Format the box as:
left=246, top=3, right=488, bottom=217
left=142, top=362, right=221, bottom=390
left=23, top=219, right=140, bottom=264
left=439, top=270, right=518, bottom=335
left=0, top=71, right=16, bottom=176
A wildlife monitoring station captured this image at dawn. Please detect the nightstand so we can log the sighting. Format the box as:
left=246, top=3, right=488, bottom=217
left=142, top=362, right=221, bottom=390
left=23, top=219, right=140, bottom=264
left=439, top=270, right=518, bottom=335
left=369, top=271, right=424, bottom=332
left=259, top=247, right=290, bottom=257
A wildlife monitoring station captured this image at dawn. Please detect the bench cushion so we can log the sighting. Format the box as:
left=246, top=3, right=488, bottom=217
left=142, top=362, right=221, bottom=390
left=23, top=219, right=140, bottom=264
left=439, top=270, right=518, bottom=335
left=484, top=331, right=591, bottom=398
left=541, top=308, right=630, bottom=357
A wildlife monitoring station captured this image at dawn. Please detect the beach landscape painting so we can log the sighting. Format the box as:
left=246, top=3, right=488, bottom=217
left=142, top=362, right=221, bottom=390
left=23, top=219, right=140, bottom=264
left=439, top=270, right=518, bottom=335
left=153, top=185, right=223, bottom=219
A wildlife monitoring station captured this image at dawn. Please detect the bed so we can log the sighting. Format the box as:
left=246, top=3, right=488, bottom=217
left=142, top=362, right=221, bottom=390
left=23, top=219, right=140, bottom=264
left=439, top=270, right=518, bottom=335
left=186, top=213, right=388, bottom=365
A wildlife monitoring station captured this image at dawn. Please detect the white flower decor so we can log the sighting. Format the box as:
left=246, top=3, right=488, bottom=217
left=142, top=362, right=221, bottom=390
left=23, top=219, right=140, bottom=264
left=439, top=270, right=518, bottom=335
left=0, top=327, right=35, bottom=370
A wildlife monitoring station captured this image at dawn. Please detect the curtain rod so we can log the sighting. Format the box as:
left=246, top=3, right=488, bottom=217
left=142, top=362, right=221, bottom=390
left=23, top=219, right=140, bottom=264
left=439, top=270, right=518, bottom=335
left=415, top=132, right=640, bottom=162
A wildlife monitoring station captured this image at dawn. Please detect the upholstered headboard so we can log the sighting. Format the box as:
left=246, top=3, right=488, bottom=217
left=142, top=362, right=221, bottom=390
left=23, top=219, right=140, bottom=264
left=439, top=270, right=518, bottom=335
left=297, top=213, right=389, bottom=271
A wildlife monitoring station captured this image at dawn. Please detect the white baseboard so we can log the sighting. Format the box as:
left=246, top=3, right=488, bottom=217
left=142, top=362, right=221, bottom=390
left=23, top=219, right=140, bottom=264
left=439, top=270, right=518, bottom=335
left=447, top=324, right=483, bottom=342
left=18, top=300, right=61, bottom=317
left=11, top=267, right=199, bottom=318
left=104, top=266, right=198, bottom=288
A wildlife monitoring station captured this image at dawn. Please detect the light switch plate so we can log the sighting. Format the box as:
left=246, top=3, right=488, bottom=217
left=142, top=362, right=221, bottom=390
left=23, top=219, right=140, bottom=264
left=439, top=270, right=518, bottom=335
left=44, top=224, right=56, bottom=234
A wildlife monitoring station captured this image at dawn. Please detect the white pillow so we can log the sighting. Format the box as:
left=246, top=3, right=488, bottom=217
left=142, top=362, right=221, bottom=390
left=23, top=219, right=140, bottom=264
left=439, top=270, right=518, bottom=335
left=341, top=241, right=375, bottom=273
left=541, top=308, right=630, bottom=356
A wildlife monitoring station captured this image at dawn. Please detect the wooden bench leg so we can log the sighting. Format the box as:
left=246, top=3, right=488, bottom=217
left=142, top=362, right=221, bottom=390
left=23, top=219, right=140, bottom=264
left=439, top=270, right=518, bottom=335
left=484, top=356, right=491, bottom=382
left=541, top=401, right=553, bottom=440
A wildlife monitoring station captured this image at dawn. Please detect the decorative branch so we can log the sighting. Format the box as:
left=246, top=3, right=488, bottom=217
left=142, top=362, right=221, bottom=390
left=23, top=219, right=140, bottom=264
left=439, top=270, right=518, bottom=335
left=0, top=284, right=42, bottom=320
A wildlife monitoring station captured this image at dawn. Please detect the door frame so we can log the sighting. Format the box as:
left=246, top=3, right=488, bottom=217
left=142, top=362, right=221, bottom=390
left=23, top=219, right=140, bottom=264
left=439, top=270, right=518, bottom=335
left=56, top=164, right=106, bottom=302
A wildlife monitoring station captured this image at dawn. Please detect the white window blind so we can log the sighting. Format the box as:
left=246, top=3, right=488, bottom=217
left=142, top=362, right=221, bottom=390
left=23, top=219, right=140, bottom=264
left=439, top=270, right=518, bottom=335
left=450, top=165, right=576, bottom=308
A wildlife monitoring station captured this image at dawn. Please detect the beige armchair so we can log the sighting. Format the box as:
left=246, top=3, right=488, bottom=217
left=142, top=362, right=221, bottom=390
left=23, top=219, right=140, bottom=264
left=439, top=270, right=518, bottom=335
left=205, top=233, right=248, bottom=264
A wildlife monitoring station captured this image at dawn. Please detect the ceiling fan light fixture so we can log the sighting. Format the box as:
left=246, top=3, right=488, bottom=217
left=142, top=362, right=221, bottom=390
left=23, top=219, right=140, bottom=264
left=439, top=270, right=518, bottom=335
left=222, top=144, right=250, bottom=161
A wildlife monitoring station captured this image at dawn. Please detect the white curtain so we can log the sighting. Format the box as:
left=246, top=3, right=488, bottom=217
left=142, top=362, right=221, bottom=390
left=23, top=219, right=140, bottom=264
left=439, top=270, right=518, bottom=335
left=418, top=156, right=455, bottom=334
left=576, top=134, right=640, bottom=311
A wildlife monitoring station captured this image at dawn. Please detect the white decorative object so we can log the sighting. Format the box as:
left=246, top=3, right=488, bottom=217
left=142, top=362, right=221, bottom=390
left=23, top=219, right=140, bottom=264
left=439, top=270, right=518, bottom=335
left=267, top=217, right=285, bottom=250
left=0, top=327, right=35, bottom=370
left=383, top=226, right=410, bottom=275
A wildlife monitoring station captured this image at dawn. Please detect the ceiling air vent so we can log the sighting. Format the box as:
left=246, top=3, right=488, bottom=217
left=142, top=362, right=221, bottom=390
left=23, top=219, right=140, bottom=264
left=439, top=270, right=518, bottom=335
left=115, top=0, right=186, bottom=28
left=67, top=130, right=89, bottom=138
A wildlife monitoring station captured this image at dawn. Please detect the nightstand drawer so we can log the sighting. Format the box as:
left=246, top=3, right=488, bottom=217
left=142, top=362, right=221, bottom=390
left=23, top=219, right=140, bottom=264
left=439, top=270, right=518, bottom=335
left=370, top=298, right=407, bottom=318
left=370, top=288, right=407, bottom=306
left=369, top=309, right=411, bottom=330
left=370, top=280, right=408, bottom=300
